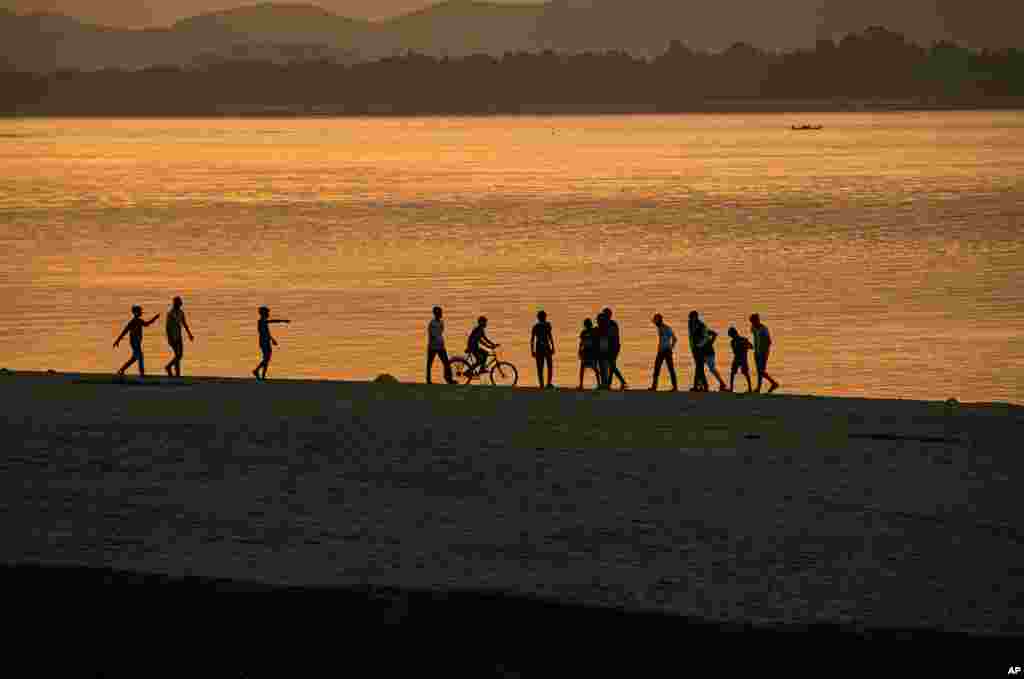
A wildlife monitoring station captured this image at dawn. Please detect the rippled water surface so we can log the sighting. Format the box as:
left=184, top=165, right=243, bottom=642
left=1, top=113, right=1021, bottom=402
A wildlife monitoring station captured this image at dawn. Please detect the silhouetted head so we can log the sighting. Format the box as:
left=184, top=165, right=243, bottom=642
left=749, top=313, right=761, bottom=326
left=433, top=306, right=442, bottom=319
left=537, top=310, right=547, bottom=321
left=173, top=296, right=183, bottom=308
left=652, top=313, right=663, bottom=326
left=259, top=306, right=270, bottom=318
left=131, top=305, right=142, bottom=317
left=583, top=318, right=593, bottom=329
left=689, top=310, right=699, bottom=320
left=728, top=326, right=738, bottom=338
left=478, top=316, right=487, bottom=327
left=602, top=307, right=612, bottom=318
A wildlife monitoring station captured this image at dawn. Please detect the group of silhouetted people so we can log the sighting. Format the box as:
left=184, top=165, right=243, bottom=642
left=113, top=298, right=778, bottom=393
left=426, top=306, right=780, bottom=393
left=114, top=297, right=290, bottom=381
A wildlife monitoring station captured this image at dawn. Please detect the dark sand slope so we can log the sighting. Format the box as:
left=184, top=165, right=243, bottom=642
left=2, top=372, right=1022, bottom=654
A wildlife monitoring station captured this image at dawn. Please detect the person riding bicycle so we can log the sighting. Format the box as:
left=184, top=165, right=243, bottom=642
left=466, top=316, right=499, bottom=375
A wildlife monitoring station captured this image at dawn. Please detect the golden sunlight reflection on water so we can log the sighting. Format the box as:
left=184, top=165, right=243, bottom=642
left=1, top=112, right=1022, bottom=403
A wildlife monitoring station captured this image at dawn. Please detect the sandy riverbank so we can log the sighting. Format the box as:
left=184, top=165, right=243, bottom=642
left=2, top=371, right=1021, bottom=659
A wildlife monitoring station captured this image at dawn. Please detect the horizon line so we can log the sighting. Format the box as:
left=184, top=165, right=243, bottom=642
left=5, top=0, right=553, bottom=31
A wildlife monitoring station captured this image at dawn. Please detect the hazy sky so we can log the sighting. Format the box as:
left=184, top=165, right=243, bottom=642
left=4, top=1, right=547, bottom=26
left=5, top=0, right=1020, bottom=50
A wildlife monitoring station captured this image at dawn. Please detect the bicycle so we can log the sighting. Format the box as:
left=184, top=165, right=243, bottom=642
left=449, top=346, right=519, bottom=386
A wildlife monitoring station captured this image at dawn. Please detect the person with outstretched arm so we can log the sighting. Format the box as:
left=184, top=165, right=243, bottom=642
left=114, top=305, right=160, bottom=377
left=750, top=313, right=780, bottom=393
left=164, top=296, right=194, bottom=377
left=531, top=310, right=555, bottom=389
left=426, top=306, right=456, bottom=385
left=649, top=313, right=678, bottom=391
left=253, top=306, right=290, bottom=380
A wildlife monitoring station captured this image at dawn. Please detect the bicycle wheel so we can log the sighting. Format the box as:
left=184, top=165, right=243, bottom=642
left=489, top=361, right=518, bottom=386
left=448, top=357, right=473, bottom=384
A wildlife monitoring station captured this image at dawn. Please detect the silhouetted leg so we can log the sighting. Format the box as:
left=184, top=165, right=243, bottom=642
left=755, top=354, right=766, bottom=392
left=692, top=352, right=708, bottom=391
left=535, top=353, right=545, bottom=388
left=257, top=346, right=271, bottom=380
left=666, top=351, right=677, bottom=390
left=136, top=349, right=145, bottom=376
left=440, top=349, right=454, bottom=384
left=651, top=351, right=665, bottom=389
left=706, top=354, right=726, bottom=390
left=427, top=349, right=437, bottom=384
left=119, top=355, right=137, bottom=376
left=609, top=353, right=627, bottom=388
left=171, top=342, right=183, bottom=377
left=544, top=353, right=553, bottom=387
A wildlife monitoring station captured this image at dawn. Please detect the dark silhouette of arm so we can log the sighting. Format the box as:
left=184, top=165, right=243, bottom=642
left=143, top=314, right=160, bottom=326
left=530, top=326, right=537, bottom=356
left=182, top=314, right=194, bottom=341
left=268, top=319, right=290, bottom=324
left=113, top=322, right=131, bottom=347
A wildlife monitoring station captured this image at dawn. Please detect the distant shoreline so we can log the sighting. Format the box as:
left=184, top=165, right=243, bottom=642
left=6, top=98, right=1024, bottom=118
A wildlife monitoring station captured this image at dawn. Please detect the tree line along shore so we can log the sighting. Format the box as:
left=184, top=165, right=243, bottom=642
left=3, top=27, right=1023, bottom=115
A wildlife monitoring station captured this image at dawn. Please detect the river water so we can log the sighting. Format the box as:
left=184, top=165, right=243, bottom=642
left=1, top=112, right=1021, bottom=403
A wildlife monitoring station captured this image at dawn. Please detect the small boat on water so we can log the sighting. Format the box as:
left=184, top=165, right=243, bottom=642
left=791, top=125, right=824, bottom=131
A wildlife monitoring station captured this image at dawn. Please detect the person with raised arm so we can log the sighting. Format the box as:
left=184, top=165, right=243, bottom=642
left=114, top=305, right=160, bottom=377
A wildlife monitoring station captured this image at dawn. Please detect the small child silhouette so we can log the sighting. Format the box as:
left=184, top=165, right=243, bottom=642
left=253, top=306, right=291, bottom=380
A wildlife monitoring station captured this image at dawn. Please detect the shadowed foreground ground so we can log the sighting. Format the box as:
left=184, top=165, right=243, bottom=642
left=2, top=372, right=1022, bottom=671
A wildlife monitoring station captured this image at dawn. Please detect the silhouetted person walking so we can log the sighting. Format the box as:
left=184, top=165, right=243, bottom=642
left=427, top=306, right=456, bottom=385
left=649, top=313, right=678, bottom=391
left=727, top=326, right=753, bottom=393
left=253, top=306, right=290, bottom=380
left=595, top=311, right=613, bottom=389
left=577, top=318, right=600, bottom=389
left=750, top=313, right=779, bottom=393
left=602, top=307, right=628, bottom=389
left=114, top=305, right=159, bottom=377
left=531, top=310, right=555, bottom=389
left=688, top=311, right=709, bottom=392
left=164, top=296, right=194, bottom=377
left=691, top=311, right=727, bottom=391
